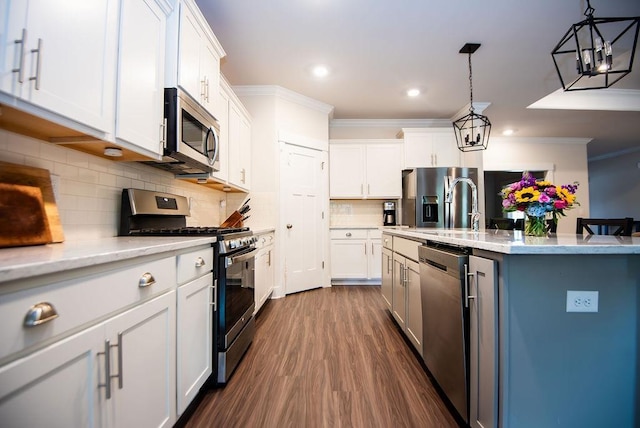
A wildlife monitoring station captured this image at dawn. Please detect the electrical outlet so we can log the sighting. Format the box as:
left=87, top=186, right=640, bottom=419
left=566, top=290, right=599, bottom=313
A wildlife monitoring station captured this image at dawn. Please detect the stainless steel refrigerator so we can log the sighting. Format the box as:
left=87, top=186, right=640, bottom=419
left=402, top=167, right=478, bottom=229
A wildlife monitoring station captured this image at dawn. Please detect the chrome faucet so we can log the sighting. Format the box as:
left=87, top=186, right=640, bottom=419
left=445, top=177, right=480, bottom=232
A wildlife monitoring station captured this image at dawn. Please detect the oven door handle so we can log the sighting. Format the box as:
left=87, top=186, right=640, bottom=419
left=227, top=247, right=258, bottom=265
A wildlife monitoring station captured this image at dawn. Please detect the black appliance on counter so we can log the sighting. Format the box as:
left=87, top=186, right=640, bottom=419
left=119, top=188, right=256, bottom=384
left=383, top=201, right=397, bottom=226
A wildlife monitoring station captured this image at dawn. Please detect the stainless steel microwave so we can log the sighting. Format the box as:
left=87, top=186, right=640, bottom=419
left=142, top=88, right=220, bottom=176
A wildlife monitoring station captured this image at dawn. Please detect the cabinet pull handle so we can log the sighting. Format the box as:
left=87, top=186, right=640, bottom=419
left=286, top=224, right=293, bottom=229
left=195, top=257, right=206, bottom=267
left=29, top=38, right=42, bottom=90
left=368, top=184, right=370, bottom=195
left=404, top=266, right=409, bottom=286
left=160, top=118, right=167, bottom=149
left=241, top=168, right=246, bottom=184
left=346, top=232, right=352, bottom=237
left=371, top=243, right=374, bottom=255
left=138, top=272, right=156, bottom=287
left=464, top=263, right=476, bottom=308
left=13, top=28, right=27, bottom=83
left=201, top=77, right=207, bottom=100
left=23, top=301, right=59, bottom=327
left=210, top=279, right=217, bottom=311
left=364, top=243, right=367, bottom=255
left=98, top=340, right=112, bottom=399
left=114, top=333, right=123, bottom=389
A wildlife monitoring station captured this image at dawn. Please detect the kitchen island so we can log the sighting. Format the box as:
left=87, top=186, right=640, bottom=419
left=383, top=228, right=640, bottom=428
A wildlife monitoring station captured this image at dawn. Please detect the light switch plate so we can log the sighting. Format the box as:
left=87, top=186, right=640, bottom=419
left=566, top=290, right=599, bottom=313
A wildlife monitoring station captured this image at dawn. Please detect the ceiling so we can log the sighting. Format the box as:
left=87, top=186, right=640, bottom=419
left=196, top=0, right=640, bottom=160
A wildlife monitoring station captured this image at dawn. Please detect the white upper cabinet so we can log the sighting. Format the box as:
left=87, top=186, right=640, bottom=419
left=221, top=77, right=251, bottom=191
left=329, top=140, right=402, bottom=199
left=401, top=128, right=461, bottom=169
left=173, top=0, right=225, bottom=116
left=115, top=0, right=169, bottom=157
left=0, top=0, right=118, bottom=135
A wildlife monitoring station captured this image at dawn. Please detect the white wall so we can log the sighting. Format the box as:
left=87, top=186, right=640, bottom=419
left=483, top=137, right=591, bottom=234
left=588, top=151, right=640, bottom=221
left=0, top=129, right=227, bottom=242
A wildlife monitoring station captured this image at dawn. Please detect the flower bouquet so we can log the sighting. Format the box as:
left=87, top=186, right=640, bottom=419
left=500, top=172, right=579, bottom=236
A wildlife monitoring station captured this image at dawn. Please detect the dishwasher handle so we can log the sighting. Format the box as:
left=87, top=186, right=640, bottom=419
left=464, top=263, right=476, bottom=308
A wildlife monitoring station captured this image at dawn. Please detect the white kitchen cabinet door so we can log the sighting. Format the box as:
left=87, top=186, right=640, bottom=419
left=403, top=128, right=460, bottom=168
left=329, top=144, right=365, bottom=198
left=405, top=257, right=422, bottom=356
left=1, top=0, right=117, bottom=133
left=107, top=291, right=176, bottom=428
left=381, top=247, right=393, bottom=311
left=177, top=0, right=220, bottom=116
left=255, top=233, right=275, bottom=314
left=330, top=239, right=368, bottom=279
left=115, top=0, right=167, bottom=157
left=177, top=274, right=212, bottom=416
left=329, top=142, right=401, bottom=199
left=227, top=101, right=251, bottom=190
left=368, top=237, right=383, bottom=280
left=391, top=254, right=406, bottom=330
left=365, top=144, right=402, bottom=198
left=0, top=324, right=105, bottom=428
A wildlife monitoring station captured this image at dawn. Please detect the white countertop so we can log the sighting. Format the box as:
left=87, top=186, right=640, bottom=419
left=383, top=228, right=640, bottom=255
left=0, top=236, right=216, bottom=284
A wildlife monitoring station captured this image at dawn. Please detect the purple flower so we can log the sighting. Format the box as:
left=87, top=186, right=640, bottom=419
left=538, top=193, right=551, bottom=203
left=545, top=187, right=557, bottom=197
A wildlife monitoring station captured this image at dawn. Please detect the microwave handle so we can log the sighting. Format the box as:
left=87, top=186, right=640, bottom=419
left=205, top=126, right=219, bottom=167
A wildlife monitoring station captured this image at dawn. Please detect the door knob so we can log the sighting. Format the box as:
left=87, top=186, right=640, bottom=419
left=286, top=224, right=293, bottom=229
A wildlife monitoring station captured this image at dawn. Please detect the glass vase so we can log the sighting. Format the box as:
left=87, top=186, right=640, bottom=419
left=524, top=215, right=548, bottom=237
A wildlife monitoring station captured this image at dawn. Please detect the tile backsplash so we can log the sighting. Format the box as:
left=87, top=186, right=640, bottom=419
left=330, top=199, right=391, bottom=226
left=0, top=129, right=229, bottom=242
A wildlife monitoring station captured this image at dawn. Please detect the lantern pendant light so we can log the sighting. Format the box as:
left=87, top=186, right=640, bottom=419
left=452, top=43, right=491, bottom=152
left=551, top=0, right=640, bottom=91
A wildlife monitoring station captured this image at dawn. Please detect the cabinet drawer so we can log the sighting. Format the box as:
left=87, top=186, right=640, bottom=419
left=382, top=234, right=393, bottom=250
left=0, top=256, right=175, bottom=362
left=255, top=232, right=275, bottom=249
left=369, top=229, right=382, bottom=239
left=330, top=229, right=368, bottom=239
left=177, top=246, right=214, bottom=285
left=394, top=237, right=420, bottom=261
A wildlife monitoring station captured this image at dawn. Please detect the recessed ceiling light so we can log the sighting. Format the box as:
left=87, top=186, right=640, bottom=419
left=312, top=65, right=329, bottom=78
left=407, top=88, right=420, bottom=97
left=104, top=147, right=123, bottom=157
left=502, top=129, right=516, bottom=136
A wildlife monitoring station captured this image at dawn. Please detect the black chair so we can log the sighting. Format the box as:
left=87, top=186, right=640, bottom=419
left=576, top=217, right=634, bottom=236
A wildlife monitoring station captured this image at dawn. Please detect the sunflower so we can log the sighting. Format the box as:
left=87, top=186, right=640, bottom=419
left=514, top=187, right=540, bottom=203
left=557, top=187, right=576, bottom=204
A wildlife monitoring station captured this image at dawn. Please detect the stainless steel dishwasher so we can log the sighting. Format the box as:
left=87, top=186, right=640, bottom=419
left=419, top=243, right=471, bottom=424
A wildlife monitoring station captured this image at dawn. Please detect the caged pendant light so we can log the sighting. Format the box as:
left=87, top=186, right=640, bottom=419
left=452, top=43, right=491, bottom=152
left=551, top=0, right=640, bottom=91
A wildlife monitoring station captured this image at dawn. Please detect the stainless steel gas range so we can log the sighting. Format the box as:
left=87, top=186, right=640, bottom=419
left=119, top=188, right=256, bottom=384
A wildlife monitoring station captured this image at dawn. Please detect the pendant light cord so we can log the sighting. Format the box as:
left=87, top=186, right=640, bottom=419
left=468, top=52, right=474, bottom=113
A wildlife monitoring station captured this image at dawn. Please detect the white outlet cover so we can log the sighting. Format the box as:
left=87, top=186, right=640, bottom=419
left=566, top=290, right=599, bottom=313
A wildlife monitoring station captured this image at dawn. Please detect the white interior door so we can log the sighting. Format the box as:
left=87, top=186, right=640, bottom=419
left=281, top=143, right=325, bottom=294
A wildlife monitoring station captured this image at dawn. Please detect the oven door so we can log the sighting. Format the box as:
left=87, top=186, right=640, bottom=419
left=218, top=247, right=256, bottom=349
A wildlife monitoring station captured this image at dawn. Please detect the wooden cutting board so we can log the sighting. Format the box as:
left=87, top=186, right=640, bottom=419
left=0, top=183, right=52, bottom=247
left=0, top=161, right=64, bottom=244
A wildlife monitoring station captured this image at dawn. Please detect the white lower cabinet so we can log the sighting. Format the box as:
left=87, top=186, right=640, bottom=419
left=0, top=291, right=176, bottom=428
left=330, top=228, right=381, bottom=282
left=176, top=273, right=212, bottom=416
left=176, top=246, right=213, bottom=416
left=381, top=237, right=393, bottom=311
left=390, top=236, right=422, bottom=356
left=254, top=232, right=275, bottom=314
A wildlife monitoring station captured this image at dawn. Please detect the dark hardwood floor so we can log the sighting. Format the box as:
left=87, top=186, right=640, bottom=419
left=185, top=286, right=459, bottom=428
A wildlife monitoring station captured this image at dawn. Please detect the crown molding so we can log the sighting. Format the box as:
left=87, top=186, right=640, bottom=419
left=232, top=85, right=334, bottom=115
left=330, top=118, right=451, bottom=128
left=490, top=136, right=592, bottom=145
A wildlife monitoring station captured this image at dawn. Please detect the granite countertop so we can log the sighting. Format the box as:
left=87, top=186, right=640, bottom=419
left=0, top=236, right=216, bottom=284
left=383, top=228, right=640, bottom=255
left=330, top=225, right=409, bottom=230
